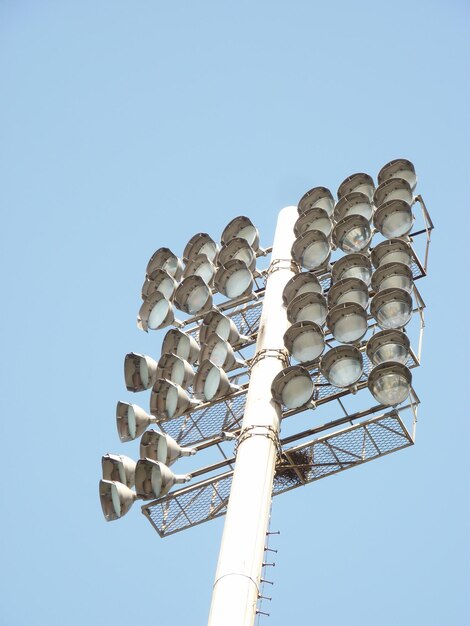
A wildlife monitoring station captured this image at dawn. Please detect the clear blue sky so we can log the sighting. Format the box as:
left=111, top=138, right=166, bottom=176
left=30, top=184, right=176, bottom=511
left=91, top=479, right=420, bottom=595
left=1, top=1, right=469, bottom=625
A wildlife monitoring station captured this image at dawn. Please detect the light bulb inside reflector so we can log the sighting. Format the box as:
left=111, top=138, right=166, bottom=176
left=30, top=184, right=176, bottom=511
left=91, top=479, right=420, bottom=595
left=327, top=303, right=368, bottom=344
left=370, top=288, right=413, bottom=330
left=291, top=230, right=331, bottom=270
left=283, top=321, right=325, bottom=363
left=320, top=345, right=363, bottom=388
left=271, top=365, right=314, bottom=409
left=368, top=362, right=412, bottom=406
left=373, top=199, right=414, bottom=239
left=366, top=329, right=410, bottom=366
left=332, top=215, right=373, bottom=253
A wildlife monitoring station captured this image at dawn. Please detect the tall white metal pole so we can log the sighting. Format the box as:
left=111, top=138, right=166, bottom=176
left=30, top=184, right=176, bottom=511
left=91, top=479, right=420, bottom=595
left=207, top=206, right=298, bottom=626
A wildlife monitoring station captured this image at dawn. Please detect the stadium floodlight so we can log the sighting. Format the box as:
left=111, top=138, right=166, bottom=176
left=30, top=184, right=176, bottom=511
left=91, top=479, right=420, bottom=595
left=298, top=186, right=335, bottom=216
left=373, top=178, right=413, bottom=208
left=156, top=353, right=195, bottom=389
left=373, top=199, right=415, bottom=239
left=286, top=291, right=328, bottom=326
left=370, top=288, right=413, bottom=329
left=291, top=230, right=331, bottom=270
left=327, top=277, right=369, bottom=309
left=199, top=335, right=245, bottom=372
left=331, top=253, right=372, bottom=286
left=182, top=254, right=217, bottom=286
left=366, top=329, right=411, bottom=366
left=137, top=291, right=181, bottom=332
left=150, top=378, right=201, bottom=420
left=141, top=269, right=178, bottom=301
left=161, top=328, right=200, bottom=365
left=116, top=401, right=157, bottom=442
left=337, top=173, right=375, bottom=201
left=283, top=320, right=325, bottom=363
left=282, top=271, right=323, bottom=306
left=320, top=345, right=363, bottom=388
left=124, top=352, right=159, bottom=392
left=99, top=479, right=138, bottom=521
left=327, top=302, right=368, bottom=344
left=332, top=215, right=373, bottom=253
left=174, top=275, right=213, bottom=315
left=371, top=262, right=413, bottom=294
left=368, top=362, right=412, bottom=406
left=140, top=429, right=196, bottom=466
left=217, top=237, right=257, bottom=273
left=214, top=259, right=254, bottom=299
left=221, top=216, right=261, bottom=252
left=183, top=233, right=219, bottom=264
left=333, top=192, right=374, bottom=223
left=193, top=359, right=240, bottom=402
left=146, top=247, right=183, bottom=281
left=271, top=365, right=315, bottom=410
left=101, top=454, right=136, bottom=488
left=378, top=158, right=417, bottom=191
left=199, top=310, right=250, bottom=345
left=294, top=207, right=333, bottom=239
left=371, top=238, right=413, bottom=268
left=135, top=458, right=191, bottom=499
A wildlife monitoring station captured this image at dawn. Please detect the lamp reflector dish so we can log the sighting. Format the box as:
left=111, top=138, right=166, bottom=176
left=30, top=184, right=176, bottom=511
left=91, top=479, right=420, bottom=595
left=327, top=302, right=368, bottom=344
left=368, top=362, right=412, bottom=406
left=283, top=271, right=323, bottom=306
left=298, top=186, right=335, bottom=216
left=320, top=345, right=363, bottom=388
left=373, top=199, right=415, bottom=239
left=271, top=365, right=314, bottom=409
left=370, top=288, right=413, bottom=330
left=337, top=173, right=375, bottom=201
left=291, top=230, right=331, bottom=270
left=378, top=158, right=417, bottom=191
left=286, top=292, right=328, bottom=326
left=331, top=253, right=372, bottom=286
left=283, top=321, right=325, bottom=363
left=366, top=329, right=411, bottom=366
left=332, top=214, right=373, bottom=253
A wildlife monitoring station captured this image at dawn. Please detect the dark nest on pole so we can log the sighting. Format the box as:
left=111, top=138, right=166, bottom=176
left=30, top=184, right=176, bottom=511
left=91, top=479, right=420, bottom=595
left=274, top=449, right=312, bottom=488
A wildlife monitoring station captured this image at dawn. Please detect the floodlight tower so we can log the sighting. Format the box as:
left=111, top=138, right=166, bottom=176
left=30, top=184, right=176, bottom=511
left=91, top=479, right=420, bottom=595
left=99, top=158, right=433, bottom=626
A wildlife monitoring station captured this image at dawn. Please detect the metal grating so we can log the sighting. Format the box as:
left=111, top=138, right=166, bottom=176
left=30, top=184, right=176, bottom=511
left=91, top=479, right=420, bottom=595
left=142, top=411, right=413, bottom=537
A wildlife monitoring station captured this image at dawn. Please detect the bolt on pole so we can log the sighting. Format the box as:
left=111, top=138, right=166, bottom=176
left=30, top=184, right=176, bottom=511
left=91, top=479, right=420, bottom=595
left=207, top=206, right=298, bottom=626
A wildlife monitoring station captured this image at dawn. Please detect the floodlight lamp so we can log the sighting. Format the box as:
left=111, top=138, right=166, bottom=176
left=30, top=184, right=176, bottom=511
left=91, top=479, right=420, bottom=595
left=174, top=275, right=213, bottom=315
left=101, top=454, right=136, bottom=488
left=371, top=262, right=413, bottom=294
left=370, top=288, right=413, bottom=330
left=124, top=352, right=159, bottom=392
left=327, top=277, right=369, bottom=310
left=374, top=178, right=413, bottom=209
left=332, top=214, right=373, bottom=253
left=135, top=458, right=190, bottom=500
left=298, top=186, right=335, bottom=216
left=146, top=248, right=183, bottom=281
left=156, top=353, right=195, bottom=389
left=150, top=378, right=201, bottom=420
left=327, top=302, right=368, bottom=344
left=161, top=328, right=200, bottom=365
left=99, top=479, right=138, bottom=521
left=183, top=233, right=219, bottom=263
left=221, top=216, right=260, bottom=252
left=334, top=192, right=374, bottom=223
left=193, top=359, right=240, bottom=402
left=199, top=334, right=245, bottom=372
left=137, top=291, right=180, bottom=332
left=271, top=365, right=315, bottom=410
left=199, top=309, right=249, bottom=345
left=141, top=269, right=177, bottom=301
left=140, top=429, right=195, bottom=467
left=286, top=291, right=328, bottom=326
left=366, top=329, right=410, bottom=366
left=320, top=345, right=363, bottom=388
left=282, top=271, right=323, bottom=306
left=116, top=401, right=156, bottom=442
left=214, top=259, right=253, bottom=299
left=216, top=237, right=257, bottom=272
left=283, top=321, right=325, bottom=363
left=291, top=230, right=331, bottom=270
left=373, top=199, right=415, bottom=239
left=371, top=239, right=413, bottom=268
left=182, top=254, right=217, bottom=286
left=368, top=362, right=412, bottom=406
left=294, top=207, right=333, bottom=239
left=337, top=173, right=375, bottom=201
left=378, top=158, right=417, bottom=191
left=331, top=253, right=372, bottom=286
